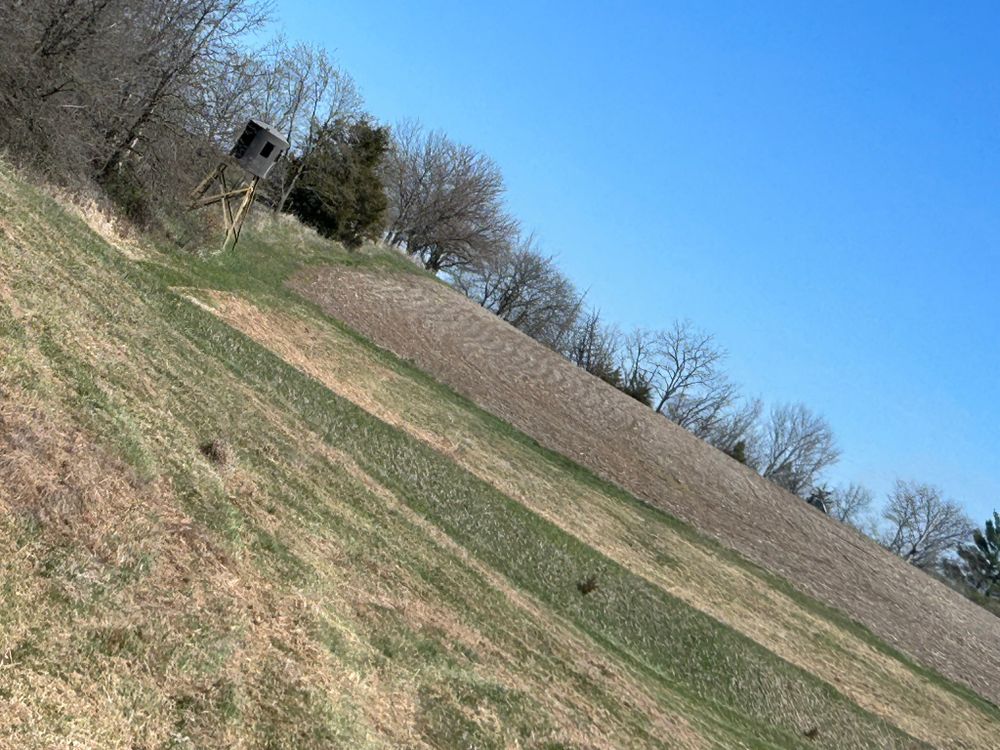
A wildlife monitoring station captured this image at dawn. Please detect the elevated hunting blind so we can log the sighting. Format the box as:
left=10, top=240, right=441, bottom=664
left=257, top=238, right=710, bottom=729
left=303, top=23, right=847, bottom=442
left=189, top=118, right=290, bottom=251
left=230, top=119, right=289, bottom=179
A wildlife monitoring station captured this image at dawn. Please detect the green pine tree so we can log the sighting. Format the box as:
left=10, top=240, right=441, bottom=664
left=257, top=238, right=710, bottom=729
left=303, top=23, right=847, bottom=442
left=286, top=118, right=389, bottom=248
left=725, top=440, right=749, bottom=465
left=947, top=511, right=1000, bottom=598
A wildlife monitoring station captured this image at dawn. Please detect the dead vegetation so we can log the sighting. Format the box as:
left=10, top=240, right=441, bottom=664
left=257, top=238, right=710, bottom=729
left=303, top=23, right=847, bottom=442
left=199, top=437, right=232, bottom=467
left=291, top=265, right=1000, bottom=708
left=2, top=163, right=998, bottom=748
left=195, top=287, right=1000, bottom=749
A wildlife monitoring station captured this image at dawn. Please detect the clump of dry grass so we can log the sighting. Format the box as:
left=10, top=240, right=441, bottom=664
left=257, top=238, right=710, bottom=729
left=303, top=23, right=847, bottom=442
left=199, top=437, right=231, bottom=467
left=54, top=191, right=142, bottom=258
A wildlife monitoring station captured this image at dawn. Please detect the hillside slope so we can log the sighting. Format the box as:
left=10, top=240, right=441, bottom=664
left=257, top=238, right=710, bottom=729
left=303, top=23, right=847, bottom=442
left=1, top=165, right=998, bottom=748
left=292, top=264, right=1000, bottom=708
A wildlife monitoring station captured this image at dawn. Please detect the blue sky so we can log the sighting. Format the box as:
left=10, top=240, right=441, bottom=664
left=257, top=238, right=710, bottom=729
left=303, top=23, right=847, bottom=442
left=274, top=1, right=999, bottom=521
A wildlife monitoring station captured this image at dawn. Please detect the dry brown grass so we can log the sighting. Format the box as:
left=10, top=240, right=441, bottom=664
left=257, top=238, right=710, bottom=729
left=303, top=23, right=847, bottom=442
left=1, top=165, right=719, bottom=747
left=178, top=279, right=998, bottom=749
left=50, top=190, right=146, bottom=261
left=1, top=391, right=241, bottom=748
left=290, top=264, right=1000, bottom=713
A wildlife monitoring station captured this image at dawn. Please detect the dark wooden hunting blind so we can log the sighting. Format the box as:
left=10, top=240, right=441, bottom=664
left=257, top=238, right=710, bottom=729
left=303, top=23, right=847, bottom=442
left=230, top=119, right=289, bottom=179
left=189, top=118, right=290, bottom=252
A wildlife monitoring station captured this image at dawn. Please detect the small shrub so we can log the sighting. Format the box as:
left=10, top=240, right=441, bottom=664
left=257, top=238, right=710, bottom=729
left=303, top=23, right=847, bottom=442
left=199, top=438, right=231, bottom=467
left=98, top=164, right=151, bottom=226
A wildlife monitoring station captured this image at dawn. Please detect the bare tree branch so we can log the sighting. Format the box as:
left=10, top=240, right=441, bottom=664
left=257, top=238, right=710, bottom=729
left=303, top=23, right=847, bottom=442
left=758, top=402, right=840, bottom=496
left=880, top=480, right=973, bottom=570
left=382, top=121, right=517, bottom=272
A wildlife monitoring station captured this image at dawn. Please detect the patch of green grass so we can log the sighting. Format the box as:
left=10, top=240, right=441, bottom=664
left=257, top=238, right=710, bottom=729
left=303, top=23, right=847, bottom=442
left=136, top=281, right=918, bottom=746
left=171, top=470, right=249, bottom=547
left=418, top=677, right=560, bottom=750
left=251, top=528, right=313, bottom=584
left=3, top=168, right=992, bottom=747
left=34, top=328, right=158, bottom=480
left=144, top=217, right=430, bottom=303
left=250, top=660, right=360, bottom=750
left=88, top=625, right=147, bottom=659
left=307, top=614, right=344, bottom=657
left=0, top=301, right=26, bottom=341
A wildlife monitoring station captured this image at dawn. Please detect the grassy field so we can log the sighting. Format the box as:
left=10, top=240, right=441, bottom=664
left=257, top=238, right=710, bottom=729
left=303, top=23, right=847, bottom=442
left=1, top=164, right=997, bottom=748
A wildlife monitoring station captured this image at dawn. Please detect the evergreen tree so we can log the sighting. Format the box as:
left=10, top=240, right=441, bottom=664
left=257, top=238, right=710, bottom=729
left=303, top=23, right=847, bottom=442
left=725, top=440, right=749, bottom=465
left=286, top=118, right=389, bottom=247
left=946, top=511, right=1000, bottom=598
left=619, top=369, right=653, bottom=406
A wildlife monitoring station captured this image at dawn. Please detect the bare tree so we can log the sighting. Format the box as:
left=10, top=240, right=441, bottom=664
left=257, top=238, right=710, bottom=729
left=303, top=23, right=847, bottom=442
left=880, top=480, right=974, bottom=570
left=758, top=402, right=840, bottom=496
left=1, top=0, right=126, bottom=175
left=382, top=121, right=517, bottom=272
left=261, top=42, right=362, bottom=213
left=451, top=234, right=584, bottom=350
left=664, top=382, right=740, bottom=439
left=176, top=37, right=363, bottom=212
left=617, top=328, right=657, bottom=406
left=616, top=322, right=738, bottom=435
left=96, top=0, right=270, bottom=180
left=703, top=397, right=763, bottom=465
left=1, top=0, right=269, bottom=206
left=829, top=483, right=875, bottom=529
left=564, top=308, right=622, bottom=385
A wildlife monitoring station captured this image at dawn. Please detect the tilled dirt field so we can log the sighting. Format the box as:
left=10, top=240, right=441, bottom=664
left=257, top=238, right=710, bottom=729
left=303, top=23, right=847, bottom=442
left=292, top=265, right=1000, bottom=707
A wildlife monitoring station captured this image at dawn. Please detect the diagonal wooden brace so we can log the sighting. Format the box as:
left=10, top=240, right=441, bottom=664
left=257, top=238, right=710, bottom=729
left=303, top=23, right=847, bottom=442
left=189, top=161, right=260, bottom=252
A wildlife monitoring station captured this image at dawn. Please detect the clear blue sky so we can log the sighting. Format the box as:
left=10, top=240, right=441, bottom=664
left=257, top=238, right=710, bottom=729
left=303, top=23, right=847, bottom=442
left=274, top=1, right=999, bottom=521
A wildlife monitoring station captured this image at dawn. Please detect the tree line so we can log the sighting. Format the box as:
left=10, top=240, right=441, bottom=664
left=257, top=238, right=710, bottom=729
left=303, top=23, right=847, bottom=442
left=1, top=0, right=995, bottom=613
left=0, top=0, right=387, bottom=245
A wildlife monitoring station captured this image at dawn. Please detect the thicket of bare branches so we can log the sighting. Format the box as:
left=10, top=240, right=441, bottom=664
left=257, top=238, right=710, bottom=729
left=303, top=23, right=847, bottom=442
left=382, top=121, right=518, bottom=272
left=0, top=0, right=366, bottom=232
left=880, top=480, right=974, bottom=570
left=254, top=42, right=363, bottom=212
left=702, top=397, right=763, bottom=462
left=615, top=323, right=738, bottom=433
left=563, top=309, right=622, bottom=386
left=451, top=235, right=584, bottom=350
left=828, top=483, right=875, bottom=529
left=756, top=403, right=841, bottom=496
left=1, top=0, right=269, bottom=209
